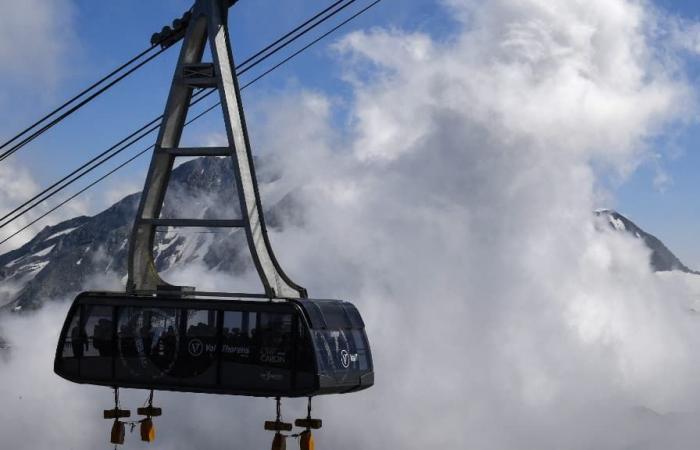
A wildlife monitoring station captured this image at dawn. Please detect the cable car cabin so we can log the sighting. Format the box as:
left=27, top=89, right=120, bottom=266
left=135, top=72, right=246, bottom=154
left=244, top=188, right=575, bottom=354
left=54, top=292, right=373, bottom=398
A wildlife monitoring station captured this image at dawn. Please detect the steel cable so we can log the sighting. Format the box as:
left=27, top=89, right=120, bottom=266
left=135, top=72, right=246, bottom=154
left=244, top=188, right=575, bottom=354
left=0, top=0, right=384, bottom=244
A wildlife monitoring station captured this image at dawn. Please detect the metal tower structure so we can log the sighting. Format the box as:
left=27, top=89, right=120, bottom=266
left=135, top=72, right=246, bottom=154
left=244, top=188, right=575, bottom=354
left=127, top=0, right=307, bottom=298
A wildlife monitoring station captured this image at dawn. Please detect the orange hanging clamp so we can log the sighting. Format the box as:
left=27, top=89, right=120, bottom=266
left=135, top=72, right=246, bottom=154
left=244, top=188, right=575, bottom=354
left=272, top=432, right=286, bottom=450
left=140, top=418, right=156, bottom=442
left=110, top=420, right=126, bottom=445
left=299, top=430, right=315, bottom=450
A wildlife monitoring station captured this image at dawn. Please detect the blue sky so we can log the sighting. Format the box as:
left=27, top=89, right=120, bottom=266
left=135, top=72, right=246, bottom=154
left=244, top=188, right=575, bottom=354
left=1, top=0, right=453, bottom=209
left=9, top=3, right=700, bottom=448
left=3, top=0, right=700, bottom=266
left=608, top=1, right=700, bottom=267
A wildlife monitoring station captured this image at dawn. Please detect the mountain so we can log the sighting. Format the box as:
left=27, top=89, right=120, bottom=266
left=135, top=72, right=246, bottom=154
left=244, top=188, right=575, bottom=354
left=0, top=157, right=694, bottom=313
left=595, top=209, right=696, bottom=274
left=0, top=156, right=297, bottom=312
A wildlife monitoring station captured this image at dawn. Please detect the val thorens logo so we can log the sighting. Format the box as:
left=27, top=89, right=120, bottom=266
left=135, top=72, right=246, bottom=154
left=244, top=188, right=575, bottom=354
left=340, top=349, right=359, bottom=369
left=340, top=350, right=350, bottom=368
left=188, top=338, right=204, bottom=357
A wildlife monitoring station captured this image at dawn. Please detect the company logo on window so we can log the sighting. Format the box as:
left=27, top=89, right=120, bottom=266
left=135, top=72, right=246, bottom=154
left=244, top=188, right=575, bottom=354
left=340, top=349, right=358, bottom=369
left=188, top=338, right=204, bottom=357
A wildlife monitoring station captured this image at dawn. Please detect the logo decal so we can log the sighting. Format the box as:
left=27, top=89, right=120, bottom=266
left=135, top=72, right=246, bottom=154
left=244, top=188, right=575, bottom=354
left=188, top=338, right=204, bottom=357
left=260, top=371, right=284, bottom=382
left=340, top=349, right=359, bottom=369
left=340, top=350, right=350, bottom=368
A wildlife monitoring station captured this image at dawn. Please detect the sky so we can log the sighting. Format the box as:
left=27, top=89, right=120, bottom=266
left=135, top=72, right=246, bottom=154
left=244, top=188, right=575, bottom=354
left=1, top=0, right=700, bottom=268
left=7, top=0, right=700, bottom=449
left=0, top=0, right=451, bottom=250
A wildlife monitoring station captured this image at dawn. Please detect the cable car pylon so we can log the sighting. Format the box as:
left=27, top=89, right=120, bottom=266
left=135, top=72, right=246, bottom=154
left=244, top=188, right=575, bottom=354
left=127, top=0, right=307, bottom=299
left=53, top=0, right=374, bottom=446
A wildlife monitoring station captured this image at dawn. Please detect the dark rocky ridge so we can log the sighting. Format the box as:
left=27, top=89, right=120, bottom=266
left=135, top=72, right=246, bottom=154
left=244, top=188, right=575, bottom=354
left=0, top=157, right=695, bottom=313
left=595, top=209, right=696, bottom=274
left=0, top=157, right=286, bottom=312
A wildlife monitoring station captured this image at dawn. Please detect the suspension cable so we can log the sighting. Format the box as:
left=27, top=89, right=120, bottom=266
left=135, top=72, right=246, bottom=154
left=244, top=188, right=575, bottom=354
left=0, top=0, right=384, bottom=244
left=236, top=0, right=357, bottom=76
left=0, top=99, right=221, bottom=247
left=0, top=0, right=367, bottom=232
left=242, top=0, right=383, bottom=89
left=0, top=46, right=170, bottom=163
left=0, top=0, right=356, bottom=164
left=0, top=89, right=214, bottom=230
left=0, top=45, right=160, bottom=155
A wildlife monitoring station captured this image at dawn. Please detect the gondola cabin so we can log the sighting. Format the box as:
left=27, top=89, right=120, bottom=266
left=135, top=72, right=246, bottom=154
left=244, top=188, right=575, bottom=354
left=54, top=292, right=374, bottom=397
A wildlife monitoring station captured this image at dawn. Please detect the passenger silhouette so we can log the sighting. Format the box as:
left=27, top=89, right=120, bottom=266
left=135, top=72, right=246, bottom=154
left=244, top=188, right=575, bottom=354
left=140, top=324, right=154, bottom=356
left=71, top=326, right=88, bottom=358
left=93, top=319, right=113, bottom=356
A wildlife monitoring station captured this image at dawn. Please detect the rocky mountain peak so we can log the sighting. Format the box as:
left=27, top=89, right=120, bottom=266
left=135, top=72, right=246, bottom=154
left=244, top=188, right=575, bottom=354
left=594, top=209, right=695, bottom=274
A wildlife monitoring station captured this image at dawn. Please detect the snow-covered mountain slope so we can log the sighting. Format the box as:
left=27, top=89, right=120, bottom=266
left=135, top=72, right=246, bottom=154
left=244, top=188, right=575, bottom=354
left=0, top=156, right=693, bottom=313
left=0, top=156, right=295, bottom=312
left=595, top=209, right=696, bottom=274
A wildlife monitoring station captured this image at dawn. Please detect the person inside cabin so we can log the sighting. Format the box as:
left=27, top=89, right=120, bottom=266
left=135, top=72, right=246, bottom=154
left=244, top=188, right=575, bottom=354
left=71, top=325, right=88, bottom=358
left=93, top=319, right=113, bottom=356
left=140, top=323, right=154, bottom=356
left=119, top=324, right=137, bottom=357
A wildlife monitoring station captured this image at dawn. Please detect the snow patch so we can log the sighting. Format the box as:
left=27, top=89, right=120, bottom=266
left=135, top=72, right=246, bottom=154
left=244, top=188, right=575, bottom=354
left=24, top=261, right=49, bottom=273
left=609, top=216, right=626, bottom=231
left=32, top=245, right=54, bottom=258
left=45, top=227, right=78, bottom=241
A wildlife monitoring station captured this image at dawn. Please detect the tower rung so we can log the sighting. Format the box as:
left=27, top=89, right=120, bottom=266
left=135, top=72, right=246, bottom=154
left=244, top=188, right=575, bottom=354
left=159, top=147, right=230, bottom=157
left=183, top=77, right=218, bottom=88
left=182, top=62, right=215, bottom=77
left=140, top=219, right=244, bottom=228
left=181, top=62, right=218, bottom=88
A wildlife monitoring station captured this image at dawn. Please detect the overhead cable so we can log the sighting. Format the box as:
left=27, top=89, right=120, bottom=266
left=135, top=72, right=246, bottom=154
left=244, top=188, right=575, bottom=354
left=0, top=0, right=384, bottom=243
left=0, top=46, right=170, bottom=163
left=0, top=45, right=160, bottom=157
left=0, top=102, right=220, bottom=247
left=0, top=0, right=364, bottom=231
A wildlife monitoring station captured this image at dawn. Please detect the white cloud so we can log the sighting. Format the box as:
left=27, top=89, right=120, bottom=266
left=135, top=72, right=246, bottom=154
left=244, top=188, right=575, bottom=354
left=0, top=0, right=78, bottom=89
left=0, top=161, right=90, bottom=253
left=0, top=163, right=41, bottom=251
left=103, top=180, right=141, bottom=206
left=3, top=0, right=700, bottom=449
left=0, top=0, right=80, bottom=139
left=0, top=0, right=83, bottom=252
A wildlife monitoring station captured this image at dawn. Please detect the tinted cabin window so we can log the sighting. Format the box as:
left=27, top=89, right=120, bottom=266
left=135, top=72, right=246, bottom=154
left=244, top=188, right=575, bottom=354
left=221, top=311, right=264, bottom=391
left=294, top=319, right=316, bottom=391
left=85, top=306, right=114, bottom=357
left=352, top=330, right=370, bottom=371
left=319, top=303, right=351, bottom=329
left=116, top=307, right=181, bottom=382
left=345, top=306, right=365, bottom=328
left=258, top=312, right=292, bottom=369
left=81, top=305, right=114, bottom=380
left=177, top=309, right=218, bottom=383
left=59, top=308, right=82, bottom=377
left=307, top=302, right=370, bottom=376
left=220, top=310, right=292, bottom=392
left=63, top=309, right=83, bottom=358
left=222, top=311, right=255, bottom=364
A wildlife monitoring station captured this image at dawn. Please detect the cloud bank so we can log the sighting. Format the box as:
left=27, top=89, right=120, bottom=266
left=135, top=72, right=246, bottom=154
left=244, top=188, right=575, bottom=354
left=3, top=0, right=700, bottom=448
left=0, top=0, right=78, bottom=90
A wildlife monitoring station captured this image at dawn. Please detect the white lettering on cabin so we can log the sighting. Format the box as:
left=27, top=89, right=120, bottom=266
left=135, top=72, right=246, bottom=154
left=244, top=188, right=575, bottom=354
left=222, top=345, right=250, bottom=355
left=260, top=353, right=286, bottom=364
left=260, top=371, right=284, bottom=382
